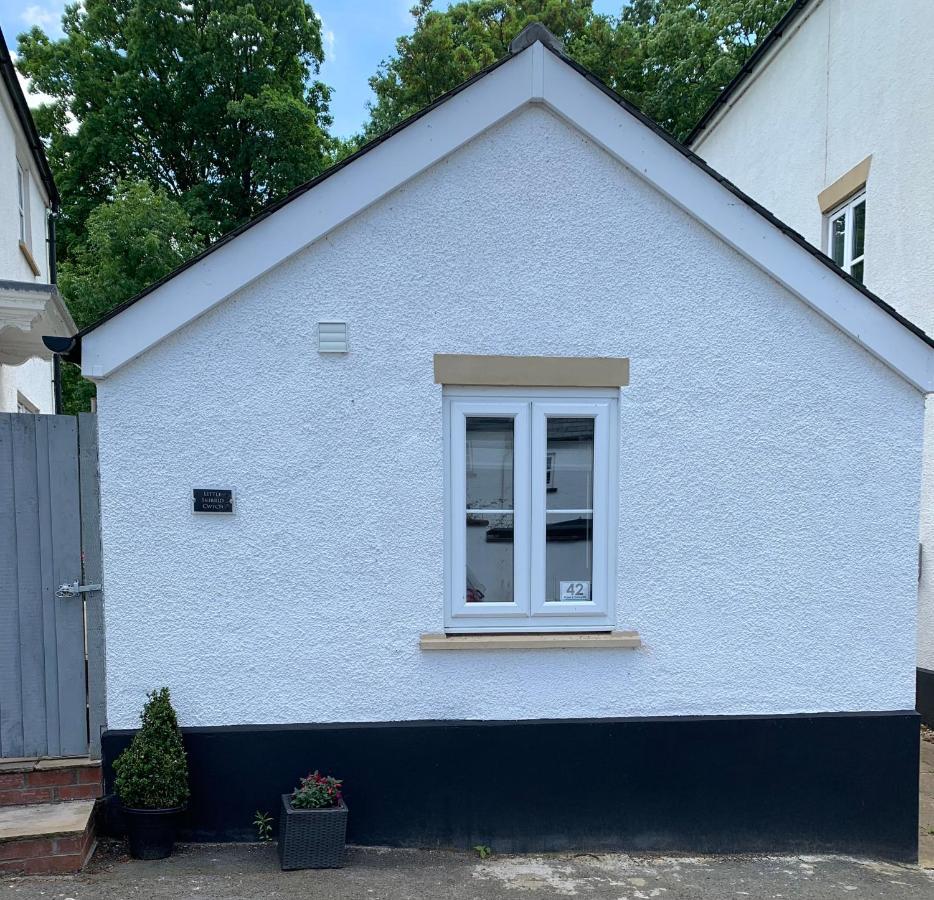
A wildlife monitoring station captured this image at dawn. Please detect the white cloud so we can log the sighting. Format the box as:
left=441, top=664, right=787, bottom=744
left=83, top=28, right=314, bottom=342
left=313, top=10, right=337, bottom=62
left=19, top=4, right=61, bottom=29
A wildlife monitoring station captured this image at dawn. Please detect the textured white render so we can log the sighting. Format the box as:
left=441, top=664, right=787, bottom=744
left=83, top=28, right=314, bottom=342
left=96, top=106, right=925, bottom=728
left=0, top=356, right=53, bottom=412
left=0, top=77, right=50, bottom=283
left=689, top=0, right=934, bottom=670
left=0, top=59, right=56, bottom=410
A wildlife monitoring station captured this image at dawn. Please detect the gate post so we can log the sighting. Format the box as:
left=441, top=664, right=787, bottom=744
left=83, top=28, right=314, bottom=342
left=79, top=413, right=106, bottom=759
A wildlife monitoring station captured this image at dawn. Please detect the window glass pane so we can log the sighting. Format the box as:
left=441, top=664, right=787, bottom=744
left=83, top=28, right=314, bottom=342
left=850, top=260, right=864, bottom=283
left=466, top=417, right=513, bottom=510
left=831, top=214, right=846, bottom=266
left=852, top=199, right=866, bottom=260
left=466, top=512, right=513, bottom=603
left=544, top=513, right=593, bottom=602
left=465, top=416, right=515, bottom=604
left=545, top=418, right=594, bottom=511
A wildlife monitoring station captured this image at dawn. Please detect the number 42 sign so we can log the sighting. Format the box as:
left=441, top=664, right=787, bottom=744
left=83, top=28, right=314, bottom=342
left=559, top=580, right=591, bottom=601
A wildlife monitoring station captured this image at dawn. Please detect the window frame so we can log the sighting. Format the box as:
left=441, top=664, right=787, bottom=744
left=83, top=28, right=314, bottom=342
left=443, top=386, right=618, bottom=633
left=16, top=160, right=29, bottom=246
left=825, top=191, right=866, bottom=281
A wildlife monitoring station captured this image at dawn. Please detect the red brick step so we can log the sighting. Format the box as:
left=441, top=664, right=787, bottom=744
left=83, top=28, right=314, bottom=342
left=0, top=758, right=102, bottom=807
left=0, top=800, right=97, bottom=875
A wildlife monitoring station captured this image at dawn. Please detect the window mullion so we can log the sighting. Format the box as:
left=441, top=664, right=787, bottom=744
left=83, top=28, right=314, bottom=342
left=529, top=403, right=547, bottom=614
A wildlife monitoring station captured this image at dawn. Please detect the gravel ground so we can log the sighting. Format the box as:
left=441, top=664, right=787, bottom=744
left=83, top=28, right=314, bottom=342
left=2, top=841, right=934, bottom=899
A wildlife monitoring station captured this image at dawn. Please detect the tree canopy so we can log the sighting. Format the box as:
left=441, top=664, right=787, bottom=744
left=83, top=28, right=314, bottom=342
left=363, top=0, right=792, bottom=143
left=17, top=0, right=335, bottom=257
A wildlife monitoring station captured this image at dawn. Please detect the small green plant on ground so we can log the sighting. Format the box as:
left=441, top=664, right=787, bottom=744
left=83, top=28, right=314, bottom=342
left=113, top=687, right=189, bottom=810
left=474, top=845, right=492, bottom=859
left=290, top=772, right=342, bottom=809
left=254, top=811, right=273, bottom=842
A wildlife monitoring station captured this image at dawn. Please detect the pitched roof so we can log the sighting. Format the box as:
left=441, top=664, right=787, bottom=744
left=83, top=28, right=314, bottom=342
left=0, top=26, right=59, bottom=208
left=685, top=0, right=814, bottom=147
left=54, top=23, right=934, bottom=392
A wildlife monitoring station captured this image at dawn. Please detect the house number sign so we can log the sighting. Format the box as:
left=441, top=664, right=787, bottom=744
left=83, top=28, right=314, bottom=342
left=192, top=488, right=235, bottom=514
left=559, top=580, right=591, bottom=601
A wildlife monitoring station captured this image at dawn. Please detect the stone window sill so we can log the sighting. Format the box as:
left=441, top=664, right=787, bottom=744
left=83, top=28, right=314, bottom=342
left=19, top=241, right=41, bottom=276
left=419, top=631, right=641, bottom=650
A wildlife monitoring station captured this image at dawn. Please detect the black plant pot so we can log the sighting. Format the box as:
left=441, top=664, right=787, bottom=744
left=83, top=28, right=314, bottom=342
left=122, top=806, right=183, bottom=860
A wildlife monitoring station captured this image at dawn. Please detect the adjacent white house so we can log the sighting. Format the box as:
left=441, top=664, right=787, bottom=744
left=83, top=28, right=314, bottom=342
left=0, top=26, right=74, bottom=414
left=53, top=25, right=934, bottom=859
left=685, top=0, right=934, bottom=723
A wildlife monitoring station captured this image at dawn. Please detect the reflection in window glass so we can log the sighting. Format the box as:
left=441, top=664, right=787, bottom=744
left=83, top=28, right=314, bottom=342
left=465, top=417, right=514, bottom=603
left=545, top=417, right=595, bottom=602
left=852, top=200, right=866, bottom=259
left=545, top=513, right=593, bottom=602
left=831, top=214, right=846, bottom=266
left=546, top=418, right=593, bottom=510
left=466, top=417, right=514, bottom=510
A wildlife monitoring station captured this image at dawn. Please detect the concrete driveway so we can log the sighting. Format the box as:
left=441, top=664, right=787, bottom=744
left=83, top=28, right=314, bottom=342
left=3, top=842, right=934, bottom=900
left=921, top=733, right=934, bottom=866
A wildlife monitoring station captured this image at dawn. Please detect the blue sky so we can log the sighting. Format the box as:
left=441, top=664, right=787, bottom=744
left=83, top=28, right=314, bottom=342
left=0, top=1, right=623, bottom=137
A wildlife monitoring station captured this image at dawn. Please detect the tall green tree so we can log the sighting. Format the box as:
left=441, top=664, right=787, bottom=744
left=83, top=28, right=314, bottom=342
left=364, top=0, right=791, bottom=143
left=620, top=0, right=790, bottom=137
left=17, top=0, right=335, bottom=258
left=57, top=180, right=201, bottom=413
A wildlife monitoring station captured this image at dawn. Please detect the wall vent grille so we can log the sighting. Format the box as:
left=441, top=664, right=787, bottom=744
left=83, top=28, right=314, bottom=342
left=318, top=321, right=349, bottom=354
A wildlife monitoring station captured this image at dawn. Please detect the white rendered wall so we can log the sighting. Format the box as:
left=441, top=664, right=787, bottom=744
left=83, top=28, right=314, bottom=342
left=0, top=72, right=54, bottom=410
left=0, top=82, right=50, bottom=283
left=0, top=356, right=54, bottom=412
left=96, top=106, right=925, bottom=728
left=690, top=0, right=934, bottom=671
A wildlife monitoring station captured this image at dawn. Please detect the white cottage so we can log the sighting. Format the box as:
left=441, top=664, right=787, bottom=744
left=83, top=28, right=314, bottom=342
left=52, top=25, right=934, bottom=859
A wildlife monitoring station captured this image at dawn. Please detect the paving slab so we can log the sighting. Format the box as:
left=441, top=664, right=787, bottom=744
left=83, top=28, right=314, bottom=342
left=3, top=842, right=934, bottom=899
left=0, top=801, right=95, bottom=842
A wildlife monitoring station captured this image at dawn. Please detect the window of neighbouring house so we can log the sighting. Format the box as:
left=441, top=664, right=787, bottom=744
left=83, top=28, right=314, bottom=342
left=445, top=388, right=617, bottom=632
left=826, top=192, right=866, bottom=283
left=16, top=393, right=38, bottom=414
left=16, top=161, right=29, bottom=245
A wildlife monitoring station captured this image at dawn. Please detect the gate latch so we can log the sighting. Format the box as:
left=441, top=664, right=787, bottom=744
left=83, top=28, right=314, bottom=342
left=56, top=581, right=102, bottom=598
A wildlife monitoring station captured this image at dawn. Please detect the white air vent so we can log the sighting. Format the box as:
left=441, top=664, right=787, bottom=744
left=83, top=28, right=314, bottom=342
left=318, top=321, right=349, bottom=354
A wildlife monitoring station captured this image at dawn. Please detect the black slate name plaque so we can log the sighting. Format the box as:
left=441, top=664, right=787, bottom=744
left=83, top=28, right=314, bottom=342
left=193, top=488, right=234, bottom=514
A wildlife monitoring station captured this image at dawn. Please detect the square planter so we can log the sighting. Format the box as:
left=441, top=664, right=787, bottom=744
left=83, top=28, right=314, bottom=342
left=278, top=794, right=348, bottom=870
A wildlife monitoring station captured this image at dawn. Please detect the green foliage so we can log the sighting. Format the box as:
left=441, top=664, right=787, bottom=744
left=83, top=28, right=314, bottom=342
left=57, top=180, right=200, bottom=413
left=253, top=810, right=273, bottom=842
left=113, top=688, right=190, bottom=810
left=16, top=0, right=335, bottom=256
left=59, top=181, right=200, bottom=331
left=290, top=772, right=342, bottom=810
left=363, top=0, right=792, bottom=143
left=474, top=844, right=493, bottom=859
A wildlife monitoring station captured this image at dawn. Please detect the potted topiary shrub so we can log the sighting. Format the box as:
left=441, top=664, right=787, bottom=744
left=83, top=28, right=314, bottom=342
left=278, top=771, right=348, bottom=870
left=112, top=687, right=190, bottom=860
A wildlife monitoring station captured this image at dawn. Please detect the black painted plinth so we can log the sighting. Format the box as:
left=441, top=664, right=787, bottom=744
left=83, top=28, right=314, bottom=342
left=101, top=711, right=919, bottom=861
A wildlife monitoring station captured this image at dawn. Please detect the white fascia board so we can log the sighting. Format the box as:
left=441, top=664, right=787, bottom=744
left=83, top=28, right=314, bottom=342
left=539, top=51, right=934, bottom=392
left=81, top=51, right=535, bottom=379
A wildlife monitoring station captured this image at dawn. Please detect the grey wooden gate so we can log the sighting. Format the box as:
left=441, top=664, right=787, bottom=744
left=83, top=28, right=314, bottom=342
left=0, top=413, right=102, bottom=759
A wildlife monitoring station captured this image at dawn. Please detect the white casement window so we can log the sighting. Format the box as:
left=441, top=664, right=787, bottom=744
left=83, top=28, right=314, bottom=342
left=16, top=161, right=29, bottom=245
left=444, top=387, right=618, bottom=632
left=826, top=192, right=866, bottom=283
